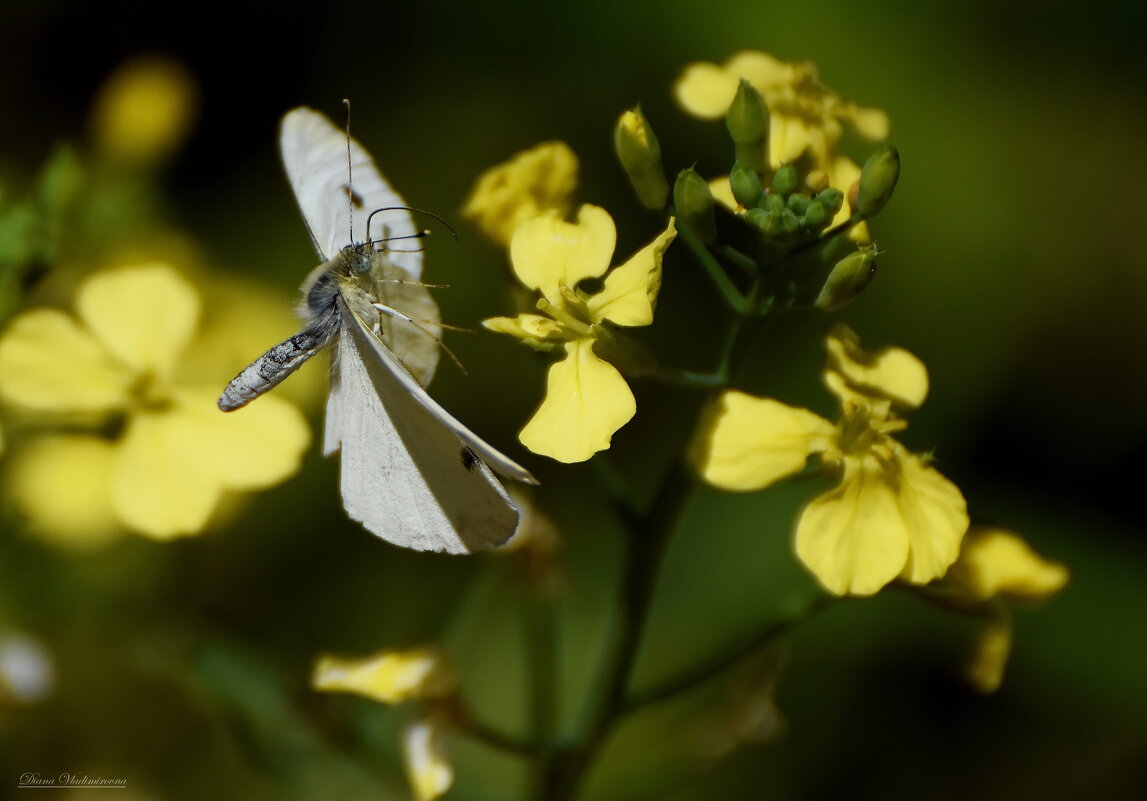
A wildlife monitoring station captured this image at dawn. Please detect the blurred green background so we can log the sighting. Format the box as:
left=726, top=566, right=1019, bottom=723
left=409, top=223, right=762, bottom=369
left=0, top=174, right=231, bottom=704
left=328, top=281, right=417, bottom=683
left=1, top=1, right=1145, bottom=799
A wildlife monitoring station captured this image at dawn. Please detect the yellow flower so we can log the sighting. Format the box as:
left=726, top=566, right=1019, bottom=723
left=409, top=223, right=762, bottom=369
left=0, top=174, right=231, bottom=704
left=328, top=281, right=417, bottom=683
left=694, top=325, right=968, bottom=596
left=462, top=141, right=579, bottom=246
left=311, top=646, right=457, bottom=704
left=0, top=264, right=309, bottom=541
left=484, top=205, right=676, bottom=463
left=402, top=718, right=454, bottom=801
left=90, top=55, right=199, bottom=164
left=943, top=527, right=1068, bottom=693
left=675, top=51, right=889, bottom=237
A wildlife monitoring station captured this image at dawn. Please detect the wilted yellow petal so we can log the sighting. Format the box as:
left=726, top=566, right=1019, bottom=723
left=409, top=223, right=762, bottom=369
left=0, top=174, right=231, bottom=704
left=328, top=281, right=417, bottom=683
left=174, top=387, right=310, bottom=491
left=77, top=264, right=200, bottom=379
left=824, top=324, right=929, bottom=409
left=90, top=55, right=198, bottom=163
left=6, top=435, right=123, bottom=549
left=966, top=614, right=1013, bottom=694
left=948, top=528, right=1068, bottom=602
left=587, top=218, right=676, bottom=326
left=695, top=391, right=835, bottom=492
left=462, top=141, right=579, bottom=246
left=894, top=451, right=969, bottom=585
left=481, top=314, right=565, bottom=342
left=519, top=339, right=635, bottom=463
left=510, top=206, right=616, bottom=303
left=795, top=454, right=911, bottom=596
left=402, top=719, right=454, bottom=801
left=0, top=309, right=130, bottom=413
left=312, top=647, right=456, bottom=704
left=110, top=408, right=221, bottom=540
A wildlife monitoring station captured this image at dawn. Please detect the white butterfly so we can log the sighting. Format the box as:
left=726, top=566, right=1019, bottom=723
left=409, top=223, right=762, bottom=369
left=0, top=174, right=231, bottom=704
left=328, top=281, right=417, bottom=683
left=219, top=106, right=536, bottom=553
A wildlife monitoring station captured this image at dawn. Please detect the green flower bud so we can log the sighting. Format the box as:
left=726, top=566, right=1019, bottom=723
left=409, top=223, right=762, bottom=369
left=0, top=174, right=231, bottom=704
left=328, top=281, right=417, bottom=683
left=816, top=244, right=878, bottom=310
left=802, top=199, right=828, bottom=231
left=741, top=207, right=769, bottom=231
left=786, top=193, right=810, bottom=215
left=729, top=161, right=762, bottom=208
left=725, top=79, right=769, bottom=173
left=816, top=187, right=844, bottom=216
left=771, top=164, right=798, bottom=197
left=615, top=106, right=669, bottom=210
left=781, top=208, right=800, bottom=234
left=764, top=193, right=785, bottom=213
left=673, top=167, right=716, bottom=243
left=856, top=145, right=900, bottom=218
left=762, top=210, right=787, bottom=237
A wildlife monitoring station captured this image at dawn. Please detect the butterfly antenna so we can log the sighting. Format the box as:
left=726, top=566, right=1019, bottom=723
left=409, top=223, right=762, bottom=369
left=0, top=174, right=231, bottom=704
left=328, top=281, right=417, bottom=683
left=343, top=98, right=355, bottom=246
left=366, top=206, right=459, bottom=246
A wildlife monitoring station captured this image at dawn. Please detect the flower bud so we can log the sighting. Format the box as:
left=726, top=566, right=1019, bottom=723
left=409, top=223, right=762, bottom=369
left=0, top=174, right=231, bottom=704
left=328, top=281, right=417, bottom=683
left=786, top=193, right=809, bottom=215
left=763, top=193, right=785, bottom=213
left=771, top=164, right=798, bottom=197
left=673, top=168, right=716, bottom=243
left=725, top=80, right=769, bottom=173
left=815, top=244, right=877, bottom=310
left=729, top=161, right=762, bottom=208
left=802, top=199, right=828, bottom=231
left=816, top=187, right=844, bottom=217
left=740, top=207, right=769, bottom=232
left=855, top=145, right=900, bottom=218
left=615, top=106, right=669, bottom=210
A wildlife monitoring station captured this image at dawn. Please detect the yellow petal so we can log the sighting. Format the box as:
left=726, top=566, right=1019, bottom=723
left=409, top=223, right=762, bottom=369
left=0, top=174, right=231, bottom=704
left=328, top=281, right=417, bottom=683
left=0, top=309, right=131, bottom=413
left=824, top=324, right=929, bottom=409
left=6, top=435, right=123, bottom=549
left=510, top=206, right=616, bottom=303
left=481, top=314, right=565, bottom=342
left=76, top=264, right=200, bottom=379
left=966, top=613, right=1013, bottom=694
left=795, top=453, right=911, bottom=596
left=709, top=176, right=737, bottom=211
left=587, top=218, right=676, bottom=326
left=312, top=647, right=456, bottom=704
left=519, top=339, right=635, bottom=463
left=110, top=408, right=221, bottom=539
left=846, top=104, right=892, bottom=141
left=726, top=50, right=793, bottom=90
left=947, top=527, right=1069, bottom=602
left=827, top=155, right=863, bottom=230
left=461, top=141, right=579, bottom=246
left=173, top=387, right=310, bottom=491
left=674, top=62, right=739, bottom=118
left=694, top=391, right=835, bottom=492
left=894, top=450, right=969, bottom=585
left=402, top=719, right=454, bottom=801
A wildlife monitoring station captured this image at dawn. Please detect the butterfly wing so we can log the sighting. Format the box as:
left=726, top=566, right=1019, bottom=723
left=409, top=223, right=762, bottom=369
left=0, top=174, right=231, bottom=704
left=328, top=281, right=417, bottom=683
left=325, top=303, right=526, bottom=552
left=279, top=107, right=423, bottom=280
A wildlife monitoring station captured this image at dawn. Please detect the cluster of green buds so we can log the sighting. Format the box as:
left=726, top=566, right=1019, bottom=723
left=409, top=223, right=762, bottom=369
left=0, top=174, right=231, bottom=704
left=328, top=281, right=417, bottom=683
left=612, top=78, right=901, bottom=313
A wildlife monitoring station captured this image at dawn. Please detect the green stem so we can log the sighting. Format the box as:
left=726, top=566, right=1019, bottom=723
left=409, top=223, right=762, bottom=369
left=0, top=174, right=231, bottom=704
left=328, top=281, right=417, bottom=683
left=623, top=594, right=835, bottom=713
left=674, top=220, right=747, bottom=313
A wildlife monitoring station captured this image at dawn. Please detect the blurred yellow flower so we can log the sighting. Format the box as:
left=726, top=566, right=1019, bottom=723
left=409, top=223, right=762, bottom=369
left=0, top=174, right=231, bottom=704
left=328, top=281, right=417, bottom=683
left=402, top=717, right=454, bottom=801
left=675, top=51, right=889, bottom=236
left=484, top=205, right=676, bottom=463
left=90, top=55, right=199, bottom=164
left=695, top=325, right=968, bottom=596
left=0, top=264, right=309, bottom=541
left=462, top=141, right=579, bottom=246
left=314, top=647, right=458, bottom=801
left=943, top=527, right=1068, bottom=693
left=311, top=646, right=457, bottom=704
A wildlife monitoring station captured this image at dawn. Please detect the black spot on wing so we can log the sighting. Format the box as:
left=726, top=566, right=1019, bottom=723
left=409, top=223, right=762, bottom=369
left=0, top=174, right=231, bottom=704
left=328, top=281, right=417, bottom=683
left=343, top=184, right=365, bottom=209
left=460, top=447, right=479, bottom=471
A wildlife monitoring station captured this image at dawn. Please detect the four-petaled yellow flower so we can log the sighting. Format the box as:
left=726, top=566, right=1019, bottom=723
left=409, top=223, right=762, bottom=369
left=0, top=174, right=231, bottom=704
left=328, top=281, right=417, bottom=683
left=484, top=205, right=676, bottom=463
left=694, top=325, right=968, bottom=596
left=313, top=647, right=458, bottom=801
left=0, top=264, right=309, bottom=542
left=675, top=51, right=890, bottom=237
left=461, top=141, right=579, bottom=246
